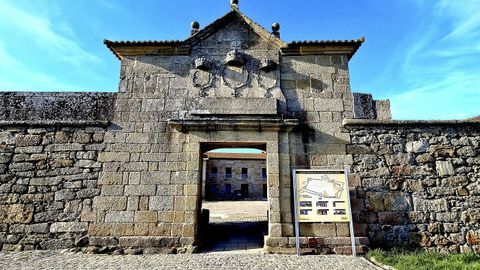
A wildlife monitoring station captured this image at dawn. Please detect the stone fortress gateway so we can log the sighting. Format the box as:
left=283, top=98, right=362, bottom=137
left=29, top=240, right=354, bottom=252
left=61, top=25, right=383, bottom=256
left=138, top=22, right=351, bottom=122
left=0, top=0, right=479, bottom=254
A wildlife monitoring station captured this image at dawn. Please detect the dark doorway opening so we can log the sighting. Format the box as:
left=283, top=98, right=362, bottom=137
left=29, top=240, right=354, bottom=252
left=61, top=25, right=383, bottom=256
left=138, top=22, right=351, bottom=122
left=241, top=184, right=249, bottom=197
left=198, top=143, right=268, bottom=253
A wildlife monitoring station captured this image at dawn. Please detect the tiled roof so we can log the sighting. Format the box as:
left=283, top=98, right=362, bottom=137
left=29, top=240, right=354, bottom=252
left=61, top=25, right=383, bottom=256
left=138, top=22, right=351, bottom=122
left=288, top=37, right=365, bottom=46
left=104, top=40, right=183, bottom=46
left=105, top=10, right=364, bottom=60
left=103, top=39, right=185, bottom=60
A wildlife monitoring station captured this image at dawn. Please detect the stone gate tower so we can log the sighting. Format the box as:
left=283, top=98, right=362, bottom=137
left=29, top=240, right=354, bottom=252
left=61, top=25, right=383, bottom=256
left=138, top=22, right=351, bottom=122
left=97, top=1, right=386, bottom=252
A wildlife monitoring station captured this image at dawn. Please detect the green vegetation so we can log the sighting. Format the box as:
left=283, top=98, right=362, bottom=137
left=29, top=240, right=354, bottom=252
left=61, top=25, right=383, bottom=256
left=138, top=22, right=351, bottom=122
left=367, top=248, right=480, bottom=270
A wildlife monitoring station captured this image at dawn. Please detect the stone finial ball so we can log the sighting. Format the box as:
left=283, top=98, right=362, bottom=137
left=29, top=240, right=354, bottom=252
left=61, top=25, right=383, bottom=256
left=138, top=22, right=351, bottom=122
left=272, top=22, right=280, bottom=32
left=191, top=21, right=200, bottom=30
left=231, top=0, right=239, bottom=5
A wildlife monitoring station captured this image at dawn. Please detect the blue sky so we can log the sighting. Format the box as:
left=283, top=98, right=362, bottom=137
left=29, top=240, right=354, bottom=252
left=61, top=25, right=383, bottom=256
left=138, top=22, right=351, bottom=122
left=0, top=0, right=478, bottom=120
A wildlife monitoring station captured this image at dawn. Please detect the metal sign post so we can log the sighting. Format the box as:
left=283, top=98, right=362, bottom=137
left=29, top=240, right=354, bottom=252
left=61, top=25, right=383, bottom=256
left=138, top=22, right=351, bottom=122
left=344, top=167, right=356, bottom=256
left=292, top=169, right=301, bottom=256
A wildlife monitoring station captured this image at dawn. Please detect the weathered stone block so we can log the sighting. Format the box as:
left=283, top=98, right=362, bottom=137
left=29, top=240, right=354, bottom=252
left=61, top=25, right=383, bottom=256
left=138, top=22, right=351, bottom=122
left=110, top=224, right=135, bottom=236
left=0, top=204, right=33, bottom=224
left=406, top=139, right=429, bottom=153
left=300, top=223, right=336, bottom=237
left=44, top=144, right=84, bottom=152
left=9, top=162, right=35, bottom=172
left=54, top=190, right=76, bottom=201
left=105, top=211, right=134, bottom=223
left=367, top=192, right=411, bottom=211
left=436, top=161, right=455, bottom=176
left=191, top=98, right=277, bottom=115
left=93, top=196, right=127, bottom=211
left=124, top=185, right=156, bottom=196
left=50, top=222, right=88, bottom=233
left=466, top=230, right=480, bottom=245
left=16, top=135, right=42, bottom=147
left=10, top=223, right=49, bottom=234
left=73, top=132, right=91, bottom=144
left=149, top=196, right=174, bottom=211
left=413, top=197, right=448, bottom=212
left=336, top=223, right=350, bottom=237
left=142, top=171, right=170, bottom=185
left=134, top=211, right=157, bottom=223
left=98, top=152, right=129, bottom=162
left=314, top=98, right=344, bottom=112
left=40, top=239, right=74, bottom=249
left=99, top=172, right=123, bottom=185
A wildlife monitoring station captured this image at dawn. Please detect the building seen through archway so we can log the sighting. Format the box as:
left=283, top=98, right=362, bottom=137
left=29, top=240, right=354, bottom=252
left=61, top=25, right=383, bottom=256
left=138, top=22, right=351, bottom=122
left=200, top=147, right=268, bottom=253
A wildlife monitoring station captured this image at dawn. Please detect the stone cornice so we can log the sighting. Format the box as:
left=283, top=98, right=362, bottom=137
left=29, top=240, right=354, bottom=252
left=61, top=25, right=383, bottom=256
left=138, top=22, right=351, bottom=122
left=168, top=118, right=298, bottom=132
left=0, top=120, right=110, bottom=127
left=343, top=119, right=480, bottom=127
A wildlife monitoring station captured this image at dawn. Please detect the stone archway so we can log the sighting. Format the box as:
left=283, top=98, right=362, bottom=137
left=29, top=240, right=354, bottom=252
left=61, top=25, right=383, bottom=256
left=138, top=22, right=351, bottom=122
left=183, top=130, right=284, bottom=249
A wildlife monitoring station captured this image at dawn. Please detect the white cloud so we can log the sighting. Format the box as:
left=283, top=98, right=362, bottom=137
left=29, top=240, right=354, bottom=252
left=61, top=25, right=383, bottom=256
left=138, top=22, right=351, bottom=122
left=0, top=1, right=100, bottom=68
left=380, top=0, right=480, bottom=120
left=0, top=1, right=116, bottom=91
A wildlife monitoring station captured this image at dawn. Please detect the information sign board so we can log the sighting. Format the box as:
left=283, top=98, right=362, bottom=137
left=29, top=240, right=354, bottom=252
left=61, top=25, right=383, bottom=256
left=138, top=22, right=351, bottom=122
left=295, top=170, right=350, bottom=222
left=292, top=168, right=356, bottom=256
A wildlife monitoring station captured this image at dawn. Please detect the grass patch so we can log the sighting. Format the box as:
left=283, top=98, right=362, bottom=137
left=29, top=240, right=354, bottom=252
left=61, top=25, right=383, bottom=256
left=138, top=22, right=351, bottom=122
left=367, top=248, right=480, bottom=270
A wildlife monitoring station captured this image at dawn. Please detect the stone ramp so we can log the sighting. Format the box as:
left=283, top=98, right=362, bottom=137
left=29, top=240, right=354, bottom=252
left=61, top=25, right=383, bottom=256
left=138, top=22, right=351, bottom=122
left=200, top=201, right=269, bottom=254
left=201, top=221, right=267, bottom=254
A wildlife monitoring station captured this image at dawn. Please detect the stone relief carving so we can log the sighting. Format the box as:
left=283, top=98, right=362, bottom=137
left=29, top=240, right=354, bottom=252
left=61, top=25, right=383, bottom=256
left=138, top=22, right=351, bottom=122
left=225, top=49, right=245, bottom=66
left=192, top=70, right=214, bottom=96
left=222, top=65, right=250, bottom=96
left=258, top=70, right=277, bottom=91
left=192, top=52, right=282, bottom=98
left=260, top=59, right=277, bottom=72
left=194, top=57, right=212, bottom=71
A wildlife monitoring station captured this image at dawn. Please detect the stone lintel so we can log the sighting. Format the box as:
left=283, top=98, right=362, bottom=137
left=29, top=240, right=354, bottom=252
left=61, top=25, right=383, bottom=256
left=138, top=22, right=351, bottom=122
left=343, top=119, right=480, bottom=127
left=191, top=98, right=278, bottom=115
left=168, top=118, right=298, bottom=132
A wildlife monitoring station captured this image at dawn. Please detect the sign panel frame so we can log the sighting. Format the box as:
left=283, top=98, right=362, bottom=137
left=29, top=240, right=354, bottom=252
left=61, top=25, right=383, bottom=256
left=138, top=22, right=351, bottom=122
left=292, top=168, right=356, bottom=256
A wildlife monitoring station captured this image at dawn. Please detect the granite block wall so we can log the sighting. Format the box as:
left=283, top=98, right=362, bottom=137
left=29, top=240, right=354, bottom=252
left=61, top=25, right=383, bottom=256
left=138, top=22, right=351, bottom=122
left=0, top=125, right=107, bottom=251
left=274, top=53, right=363, bottom=254
left=345, top=121, right=480, bottom=253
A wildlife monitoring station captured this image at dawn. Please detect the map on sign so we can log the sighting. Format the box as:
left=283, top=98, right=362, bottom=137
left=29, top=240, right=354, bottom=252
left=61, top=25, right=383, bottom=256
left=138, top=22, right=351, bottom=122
left=300, top=175, right=344, bottom=199
left=295, top=170, right=350, bottom=222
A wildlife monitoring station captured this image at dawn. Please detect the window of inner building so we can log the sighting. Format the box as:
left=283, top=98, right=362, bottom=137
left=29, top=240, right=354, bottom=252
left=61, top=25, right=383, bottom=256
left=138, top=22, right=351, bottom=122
left=209, top=184, right=217, bottom=194
left=225, top=184, right=232, bottom=194
left=263, top=184, right=267, bottom=198
left=211, top=167, right=218, bottom=178
left=225, top=167, right=232, bottom=179
left=241, top=168, right=248, bottom=179
left=262, top=168, right=267, bottom=180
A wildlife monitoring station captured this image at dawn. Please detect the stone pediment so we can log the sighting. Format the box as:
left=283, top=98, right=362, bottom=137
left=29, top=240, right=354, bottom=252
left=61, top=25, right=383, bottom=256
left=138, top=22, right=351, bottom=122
left=185, top=10, right=287, bottom=49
